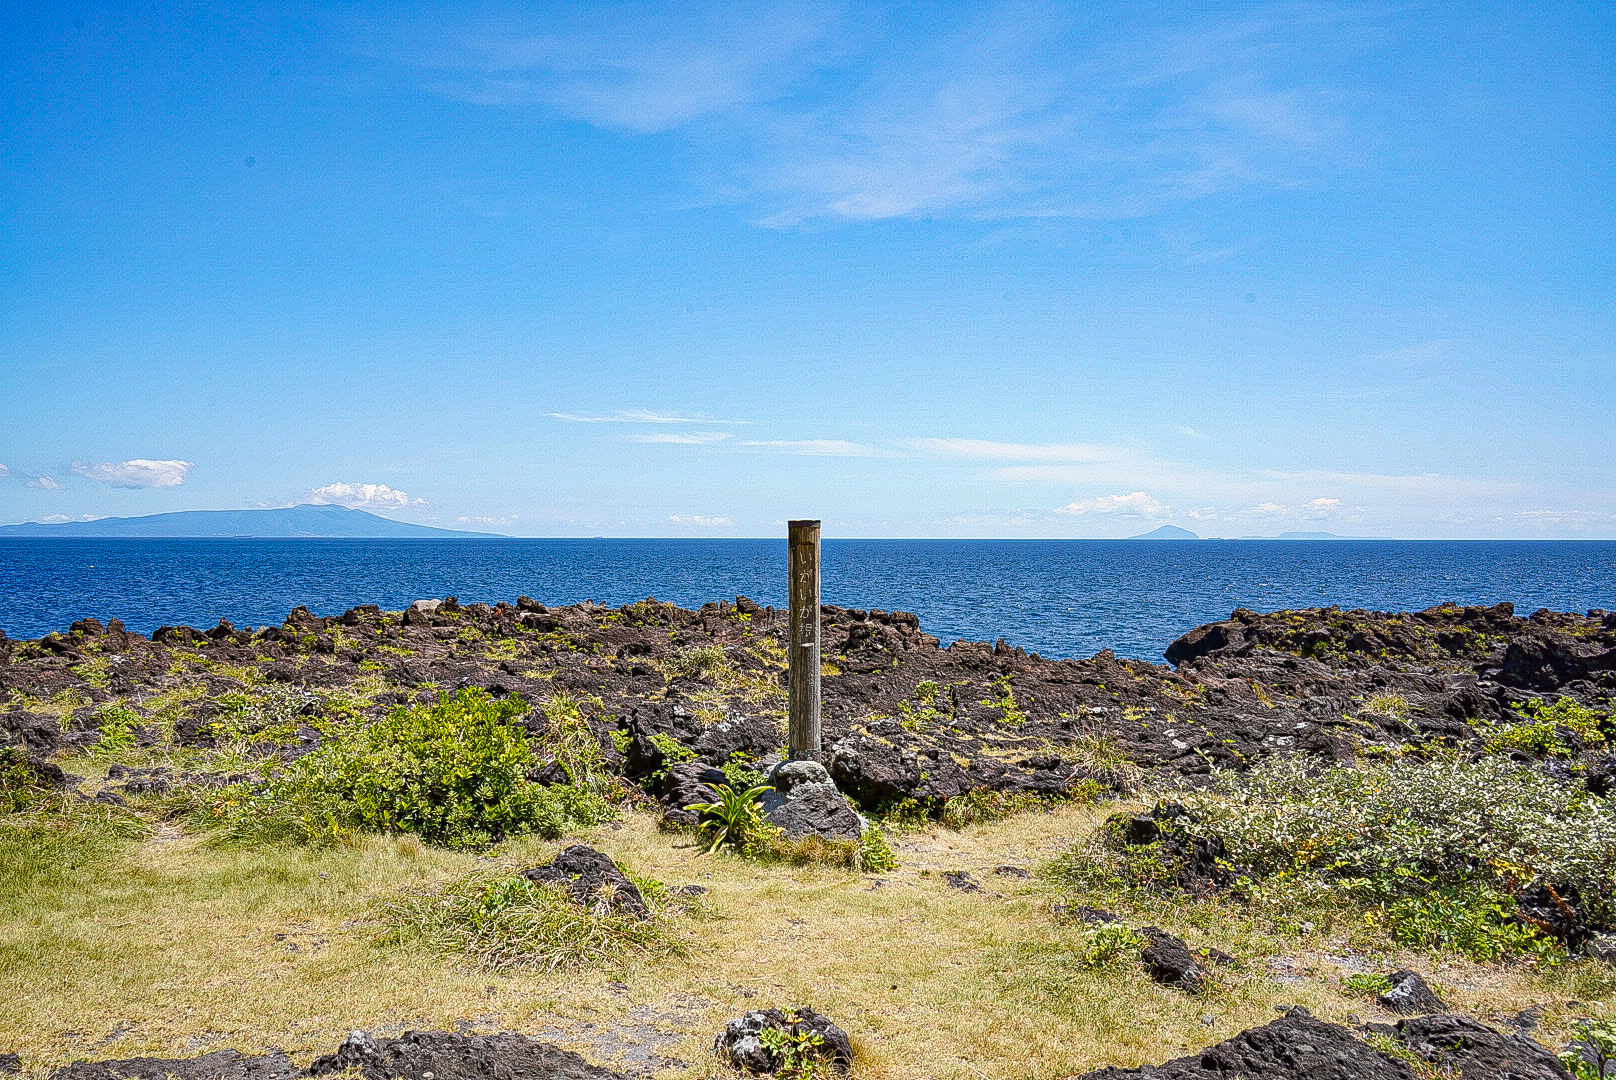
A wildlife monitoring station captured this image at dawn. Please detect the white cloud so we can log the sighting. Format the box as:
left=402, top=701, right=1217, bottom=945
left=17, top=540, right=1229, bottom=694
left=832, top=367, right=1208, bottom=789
left=669, top=514, right=732, bottom=527
left=40, top=514, right=70, bottom=523
left=1177, top=426, right=1207, bottom=439
left=28, top=476, right=63, bottom=490
left=631, top=431, right=733, bottom=444
left=72, top=459, right=194, bottom=488
left=0, top=464, right=9, bottom=477
left=1306, top=497, right=1342, bottom=509
left=1054, top=491, right=1171, bottom=518
left=549, top=409, right=750, bottom=424
left=740, top=439, right=884, bottom=456
left=1247, top=501, right=1287, bottom=515
left=907, top=438, right=1126, bottom=463
left=457, top=514, right=520, bottom=526
left=308, top=482, right=424, bottom=510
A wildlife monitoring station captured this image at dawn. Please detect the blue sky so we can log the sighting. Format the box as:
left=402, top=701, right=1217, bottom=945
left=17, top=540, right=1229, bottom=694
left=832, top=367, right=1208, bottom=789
left=1, top=1, right=1611, bottom=538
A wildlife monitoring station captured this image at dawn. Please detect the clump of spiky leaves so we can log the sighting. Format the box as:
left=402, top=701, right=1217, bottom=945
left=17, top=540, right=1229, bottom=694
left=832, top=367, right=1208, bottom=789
left=688, top=781, right=774, bottom=854
left=687, top=780, right=898, bottom=872
left=379, top=864, right=689, bottom=971
left=209, top=689, right=614, bottom=849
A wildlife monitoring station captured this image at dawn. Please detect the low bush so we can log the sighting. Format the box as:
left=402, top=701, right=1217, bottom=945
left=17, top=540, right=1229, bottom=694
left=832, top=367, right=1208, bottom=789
left=210, top=689, right=614, bottom=849
left=380, top=865, right=688, bottom=970
left=1050, top=753, right=1616, bottom=961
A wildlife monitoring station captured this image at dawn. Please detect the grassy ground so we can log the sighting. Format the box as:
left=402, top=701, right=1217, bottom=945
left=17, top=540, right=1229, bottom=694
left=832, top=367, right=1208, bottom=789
left=3, top=801, right=1609, bottom=1080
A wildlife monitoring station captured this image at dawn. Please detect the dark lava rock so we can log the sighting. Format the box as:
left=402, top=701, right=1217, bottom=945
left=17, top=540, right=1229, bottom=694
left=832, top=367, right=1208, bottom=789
left=1516, top=884, right=1591, bottom=947
left=1139, top=927, right=1209, bottom=993
left=1397, top=1014, right=1572, bottom=1080
left=1, top=710, right=63, bottom=754
left=521, top=845, right=649, bottom=919
left=0, top=1053, right=20, bottom=1075
left=657, top=761, right=728, bottom=829
left=50, top=1049, right=300, bottom=1080
left=308, top=1030, right=623, bottom=1080
left=1379, top=969, right=1449, bottom=1015
left=759, top=760, right=863, bottom=841
left=1585, top=933, right=1616, bottom=965
left=942, top=870, right=985, bottom=893
left=713, top=1007, right=853, bottom=1074
left=1112, top=803, right=1231, bottom=896
left=1078, top=1007, right=1417, bottom=1079
left=1060, top=905, right=1121, bottom=925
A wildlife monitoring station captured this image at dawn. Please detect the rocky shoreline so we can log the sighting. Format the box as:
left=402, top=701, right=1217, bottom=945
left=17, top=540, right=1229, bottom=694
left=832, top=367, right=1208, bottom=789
left=3, top=596, right=1613, bottom=810
left=3, top=596, right=1613, bottom=1079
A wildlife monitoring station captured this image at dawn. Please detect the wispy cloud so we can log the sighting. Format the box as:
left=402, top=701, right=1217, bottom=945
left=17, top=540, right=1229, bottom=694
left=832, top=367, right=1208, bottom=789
left=739, top=439, right=884, bottom=457
left=386, top=1, right=1365, bottom=224
left=308, top=482, right=424, bottom=510
left=73, top=459, right=194, bottom=488
left=1054, top=491, right=1171, bottom=518
left=27, top=476, right=62, bottom=490
left=631, top=431, right=734, bottom=445
left=0, top=464, right=8, bottom=478
left=550, top=409, right=750, bottom=425
left=669, top=514, right=733, bottom=527
left=908, top=438, right=1126, bottom=463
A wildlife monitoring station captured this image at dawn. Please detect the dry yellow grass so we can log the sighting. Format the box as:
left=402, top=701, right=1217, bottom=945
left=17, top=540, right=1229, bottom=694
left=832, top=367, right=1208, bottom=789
left=1, top=804, right=1606, bottom=1080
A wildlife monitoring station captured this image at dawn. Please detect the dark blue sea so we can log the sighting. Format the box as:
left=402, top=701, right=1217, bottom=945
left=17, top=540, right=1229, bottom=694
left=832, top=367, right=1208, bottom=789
left=0, top=539, right=1612, bottom=662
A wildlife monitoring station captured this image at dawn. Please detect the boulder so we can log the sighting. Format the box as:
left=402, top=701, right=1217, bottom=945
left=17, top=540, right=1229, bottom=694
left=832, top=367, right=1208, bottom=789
left=1396, top=1015, right=1572, bottom=1080
left=521, top=845, right=649, bottom=919
left=1078, top=1007, right=1417, bottom=1079
left=759, top=760, right=864, bottom=841
left=1585, top=933, right=1616, bottom=965
left=658, top=761, right=728, bottom=828
left=1378, top=969, right=1448, bottom=1015
left=50, top=1050, right=300, bottom=1080
left=713, top=1007, right=853, bottom=1074
left=1138, top=927, right=1209, bottom=993
left=307, top=1030, right=623, bottom=1080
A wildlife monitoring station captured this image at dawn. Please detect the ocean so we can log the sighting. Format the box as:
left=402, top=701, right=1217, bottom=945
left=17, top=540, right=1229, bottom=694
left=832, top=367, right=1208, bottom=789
left=0, top=538, right=1612, bottom=662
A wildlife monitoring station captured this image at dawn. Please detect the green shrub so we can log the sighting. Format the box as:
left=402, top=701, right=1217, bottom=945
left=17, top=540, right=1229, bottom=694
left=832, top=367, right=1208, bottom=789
left=91, top=704, right=142, bottom=753
left=1073, top=923, right=1147, bottom=970
left=1342, top=972, right=1393, bottom=996
left=1377, top=886, right=1562, bottom=962
left=1054, top=753, right=1615, bottom=961
left=380, top=867, right=687, bottom=970
left=0, top=748, right=55, bottom=814
left=1484, top=697, right=1610, bottom=757
left=1560, top=1018, right=1616, bottom=1080
left=211, top=689, right=614, bottom=849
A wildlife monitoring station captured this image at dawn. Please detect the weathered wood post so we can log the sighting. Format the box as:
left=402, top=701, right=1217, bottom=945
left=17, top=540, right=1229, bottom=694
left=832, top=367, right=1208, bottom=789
left=787, top=519, right=822, bottom=759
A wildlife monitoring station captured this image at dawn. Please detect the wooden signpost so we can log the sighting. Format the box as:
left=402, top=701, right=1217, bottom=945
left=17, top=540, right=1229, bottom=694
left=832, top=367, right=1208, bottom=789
left=787, top=519, right=822, bottom=759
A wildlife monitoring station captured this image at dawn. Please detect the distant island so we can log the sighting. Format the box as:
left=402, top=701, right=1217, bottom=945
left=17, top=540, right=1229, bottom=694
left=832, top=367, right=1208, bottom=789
left=1129, top=524, right=1199, bottom=540
left=0, top=504, right=504, bottom=539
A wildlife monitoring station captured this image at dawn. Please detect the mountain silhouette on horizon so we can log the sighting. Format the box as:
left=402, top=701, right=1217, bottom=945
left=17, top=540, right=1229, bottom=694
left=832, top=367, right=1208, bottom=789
left=1128, top=524, right=1199, bottom=540
left=0, top=504, right=504, bottom=538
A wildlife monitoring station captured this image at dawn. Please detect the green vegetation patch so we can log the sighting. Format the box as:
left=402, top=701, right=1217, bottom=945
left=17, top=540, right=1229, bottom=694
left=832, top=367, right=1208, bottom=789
left=1050, top=754, right=1616, bottom=962
left=211, top=688, right=614, bottom=849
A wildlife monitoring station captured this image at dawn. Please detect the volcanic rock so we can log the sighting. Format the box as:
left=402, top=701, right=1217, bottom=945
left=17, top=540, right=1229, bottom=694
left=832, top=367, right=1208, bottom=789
left=1378, top=969, right=1448, bottom=1015
left=1396, top=1014, right=1572, bottom=1080
left=1139, top=927, right=1209, bottom=992
left=759, top=760, right=863, bottom=841
left=521, top=845, right=649, bottom=919
left=713, top=1008, right=853, bottom=1074
left=307, top=1030, right=623, bottom=1080
left=50, top=1050, right=300, bottom=1080
left=1078, top=1007, right=1417, bottom=1079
